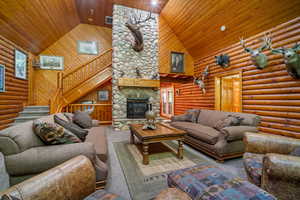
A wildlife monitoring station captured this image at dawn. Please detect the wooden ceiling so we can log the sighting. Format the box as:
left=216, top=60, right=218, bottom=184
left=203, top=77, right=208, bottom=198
left=0, top=0, right=80, bottom=54
left=0, top=0, right=167, bottom=54
left=161, top=0, right=300, bottom=59
left=114, top=0, right=169, bottom=13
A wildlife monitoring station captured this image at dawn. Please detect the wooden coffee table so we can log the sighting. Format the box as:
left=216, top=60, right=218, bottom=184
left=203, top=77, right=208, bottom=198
left=129, top=123, right=187, bottom=165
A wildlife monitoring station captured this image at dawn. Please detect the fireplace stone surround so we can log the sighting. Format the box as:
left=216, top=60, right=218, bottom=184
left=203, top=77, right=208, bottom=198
left=112, top=5, right=160, bottom=130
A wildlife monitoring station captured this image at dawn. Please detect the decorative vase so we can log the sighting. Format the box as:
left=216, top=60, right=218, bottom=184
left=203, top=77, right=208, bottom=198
left=143, top=103, right=156, bottom=130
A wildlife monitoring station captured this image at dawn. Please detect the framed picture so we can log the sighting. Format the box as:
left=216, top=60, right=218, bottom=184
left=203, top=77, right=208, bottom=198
left=170, top=52, right=184, bottom=73
left=0, top=65, right=5, bottom=92
left=40, top=55, right=64, bottom=70
left=77, top=41, right=99, bottom=55
left=98, top=90, right=109, bottom=101
left=15, top=49, right=27, bottom=79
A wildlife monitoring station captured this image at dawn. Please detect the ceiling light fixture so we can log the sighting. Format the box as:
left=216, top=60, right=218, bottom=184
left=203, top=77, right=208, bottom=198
left=151, top=0, right=158, bottom=6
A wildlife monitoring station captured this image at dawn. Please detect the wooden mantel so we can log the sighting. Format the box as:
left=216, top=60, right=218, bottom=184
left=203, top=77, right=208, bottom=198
left=118, top=78, right=160, bottom=88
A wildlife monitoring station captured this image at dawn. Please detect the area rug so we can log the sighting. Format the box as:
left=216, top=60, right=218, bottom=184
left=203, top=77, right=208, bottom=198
left=113, top=141, right=211, bottom=200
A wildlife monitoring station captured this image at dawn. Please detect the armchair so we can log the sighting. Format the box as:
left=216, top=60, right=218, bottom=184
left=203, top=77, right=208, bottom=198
left=243, top=132, right=300, bottom=200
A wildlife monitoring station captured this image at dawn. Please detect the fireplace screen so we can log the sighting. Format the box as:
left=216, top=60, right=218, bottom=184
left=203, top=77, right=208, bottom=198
left=127, top=98, right=148, bottom=119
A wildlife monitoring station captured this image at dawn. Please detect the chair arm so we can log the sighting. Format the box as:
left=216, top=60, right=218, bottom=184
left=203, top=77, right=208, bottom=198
left=5, top=142, right=96, bottom=176
left=244, top=132, right=300, bottom=154
left=171, top=114, right=188, bottom=122
left=262, top=153, right=300, bottom=199
left=263, top=153, right=300, bottom=180
left=0, top=156, right=96, bottom=200
left=221, top=126, right=258, bottom=141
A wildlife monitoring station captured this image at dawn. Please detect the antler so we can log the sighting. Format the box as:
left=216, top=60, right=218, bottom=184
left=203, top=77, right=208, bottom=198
left=127, top=9, right=154, bottom=25
left=258, top=32, right=272, bottom=52
left=240, top=37, right=253, bottom=53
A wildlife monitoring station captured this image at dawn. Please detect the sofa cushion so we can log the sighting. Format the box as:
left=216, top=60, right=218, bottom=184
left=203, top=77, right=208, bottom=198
left=73, top=110, right=93, bottom=129
left=186, top=109, right=200, bottom=123
left=54, top=115, right=88, bottom=141
left=171, top=122, right=220, bottom=145
left=197, top=109, right=260, bottom=127
left=33, top=120, right=80, bottom=145
left=214, top=115, right=244, bottom=130
left=243, top=152, right=263, bottom=187
left=290, top=147, right=300, bottom=156
left=171, top=113, right=193, bottom=122
left=86, top=127, right=108, bottom=162
left=221, top=126, right=258, bottom=141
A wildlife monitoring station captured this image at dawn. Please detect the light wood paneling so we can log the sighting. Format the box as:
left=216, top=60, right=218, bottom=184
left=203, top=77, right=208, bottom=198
left=161, top=0, right=300, bottom=59
left=34, top=24, right=112, bottom=105
left=0, top=35, right=33, bottom=130
left=118, top=78, right=160, bottom=88
left=76, top=80, right=112, bottom=105
left=75, top=0, right=113, bottom=28
left=0, top=0, right=80, bottom=54
left=114, top=0, right=169, bottom=13
left=175, top=17, right=300, bottom=138
left=159, top=16, right=194, bottom=75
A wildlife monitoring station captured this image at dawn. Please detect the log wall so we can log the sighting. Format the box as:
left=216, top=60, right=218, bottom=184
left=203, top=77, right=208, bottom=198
left=0, top=35, right=33, bottom=130
left=175, top=17, right=300, bottom=138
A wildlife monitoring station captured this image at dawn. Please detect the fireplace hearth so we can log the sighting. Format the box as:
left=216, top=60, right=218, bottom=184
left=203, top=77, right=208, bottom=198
left=127, top=98, right=148, bottom=119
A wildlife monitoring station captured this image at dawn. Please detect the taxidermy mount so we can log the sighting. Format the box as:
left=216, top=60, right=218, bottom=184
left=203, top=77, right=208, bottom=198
left=272, top=43, right=300, bottom=79
left=240, top=33, right=272, bottom=69
left=194, top=65, right=209, bottom=94
left=125, top=10, right=154, bottom=52
left=215, top=54, right=230, bottom=68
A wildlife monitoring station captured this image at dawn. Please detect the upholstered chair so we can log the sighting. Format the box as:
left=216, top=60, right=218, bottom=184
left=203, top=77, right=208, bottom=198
left=243, top=132, right=300, bottom=200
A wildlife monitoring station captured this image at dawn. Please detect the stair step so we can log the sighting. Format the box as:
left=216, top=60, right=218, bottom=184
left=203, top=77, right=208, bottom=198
left=19, top=110, right=49, bottom=117
left=23, top=106, right=49, bottom=111
left=14, top=116, right=47, bottom=123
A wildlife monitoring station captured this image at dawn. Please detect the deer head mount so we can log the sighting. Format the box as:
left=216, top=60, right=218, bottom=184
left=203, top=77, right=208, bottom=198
left=240, top=33, right=272, bottom=69
left=272, top=43, right=300, bottom=79
left=125, top=10, right=155, bottom=52
left=194, top=65, right=209, bottom=94
left=215, top=54, right=230, bottom=68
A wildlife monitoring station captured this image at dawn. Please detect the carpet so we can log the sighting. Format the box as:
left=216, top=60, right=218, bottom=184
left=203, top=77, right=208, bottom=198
left=113, top=141, right=210, bottom=200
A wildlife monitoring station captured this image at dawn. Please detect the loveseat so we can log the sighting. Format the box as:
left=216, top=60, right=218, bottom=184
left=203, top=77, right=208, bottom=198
left=171, top=109, right=260, bottom=162
left=0, top=113, right=108, bottom=187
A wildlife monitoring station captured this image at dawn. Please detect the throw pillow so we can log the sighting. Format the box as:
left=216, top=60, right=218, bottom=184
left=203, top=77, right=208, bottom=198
left=54, top=115, right=88, bottom=141
left=186, top=109, right=200, bottom=123
left=214, top=115, right=244, bottom=131
left=73, top=110, right=93, bottom=129
left=33, top=120, right=80, bottom=145
left=63, top=112, right=74, bottom=122
left=290, top=147, right=300, bottom=156
left=1, top=194, right=20, bottom=200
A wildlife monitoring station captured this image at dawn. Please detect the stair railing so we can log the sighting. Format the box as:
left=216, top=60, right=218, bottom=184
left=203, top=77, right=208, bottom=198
left=49, top=49, right=112, bottom=114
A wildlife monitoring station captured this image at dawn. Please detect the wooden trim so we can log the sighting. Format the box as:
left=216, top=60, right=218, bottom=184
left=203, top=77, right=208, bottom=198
left=118, top=78, right=160, bottom=88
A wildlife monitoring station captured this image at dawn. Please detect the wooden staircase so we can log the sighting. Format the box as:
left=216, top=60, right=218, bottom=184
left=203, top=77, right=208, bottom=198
left=50, top=49, right=112, bottom=114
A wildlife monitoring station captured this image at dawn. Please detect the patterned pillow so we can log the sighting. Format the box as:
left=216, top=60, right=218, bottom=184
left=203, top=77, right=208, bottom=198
left=73, top=110, right=93, bottom=129
left=1, top=194, right=21, bottom=200
left=54, top=115, right=88, bottom=141
left=214, top=115, right=244, bottom=131
left=33, top=120, right=80, bottom=145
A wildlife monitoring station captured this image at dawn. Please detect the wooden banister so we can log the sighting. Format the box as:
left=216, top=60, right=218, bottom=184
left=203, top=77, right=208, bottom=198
left=49, top=49, right=112, bottom=114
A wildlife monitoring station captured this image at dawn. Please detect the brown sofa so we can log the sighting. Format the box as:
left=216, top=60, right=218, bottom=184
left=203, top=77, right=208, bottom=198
left=0, top=113, right=108, bottom=187
left=171, top=109, right=260, bottom=162
left=243, top=132, right=300, bottom=200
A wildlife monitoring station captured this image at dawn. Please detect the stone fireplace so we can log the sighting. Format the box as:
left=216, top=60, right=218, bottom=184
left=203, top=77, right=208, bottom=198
left=112, top=5, right=160, bottom=130
left=127, top=98, right=148, bottom=119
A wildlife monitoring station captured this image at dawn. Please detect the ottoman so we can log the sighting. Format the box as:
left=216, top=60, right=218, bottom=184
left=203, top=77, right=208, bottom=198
left=167, top=163, right=276, bottom=200
left=155, top=188, right=191, bottom=200
left=84, top=190, right=125, bottom=200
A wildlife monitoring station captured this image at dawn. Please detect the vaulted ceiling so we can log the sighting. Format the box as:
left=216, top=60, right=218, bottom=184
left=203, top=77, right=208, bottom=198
left=161, top=0, right=300, bottom=59
left=0, top=0, right=168, bottom=54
